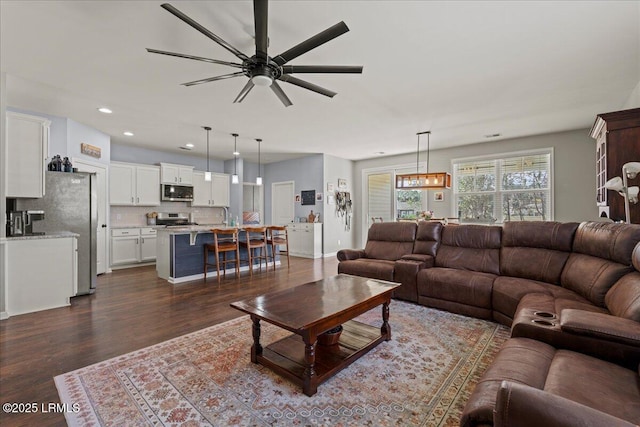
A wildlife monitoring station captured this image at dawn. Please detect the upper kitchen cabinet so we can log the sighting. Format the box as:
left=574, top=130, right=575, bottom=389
left=160, top=162, right=193, bottom=185
left=110, top=162, right=160, bottom=206
left=192, top=171, right=230, bottom=207
left=590, top=108, right=640, bottom=223
left=6, top=111, right=51, bottom=198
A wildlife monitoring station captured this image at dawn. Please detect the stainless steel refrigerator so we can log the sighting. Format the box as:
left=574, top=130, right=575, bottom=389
left=17, top=171, right=97, bottom=295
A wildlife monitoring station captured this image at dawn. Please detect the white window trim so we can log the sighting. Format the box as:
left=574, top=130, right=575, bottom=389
left=451, top=147, right=555, bottom=223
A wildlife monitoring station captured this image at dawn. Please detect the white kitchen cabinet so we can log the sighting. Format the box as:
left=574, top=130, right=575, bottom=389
left=288, top=223, right=322, bottom=258
left=160, top=162, right=193, bottom=185
left=6, top=236, right=77, bottom=317
left=136, top=166, right=161, bottom=205
left=140, top=227, right=157, bottom=262
left=111, top=228, right=140, bottom=265
left=110, top=162, right=160, bottom=206
left=192, top=171, right=230, bottom=207
left=111, top=227, right=158, bottom=266
left=6, top=111, right=51, bottom=198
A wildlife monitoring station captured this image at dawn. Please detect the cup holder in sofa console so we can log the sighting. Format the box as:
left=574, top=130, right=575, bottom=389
left=533, top=311, right=556, bottom=319
left=531, top=319, right=555, bottom=327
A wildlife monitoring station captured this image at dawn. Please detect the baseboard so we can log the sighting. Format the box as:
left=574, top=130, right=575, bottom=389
left=323, top=252, right=337, bottom=258
left=168, top=260, right=281, bottom=284
left=110, top=261, right=156, bottom=271
left=0, top=311, right=8, bottom=320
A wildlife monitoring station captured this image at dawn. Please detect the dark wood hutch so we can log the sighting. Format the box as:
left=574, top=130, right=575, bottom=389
left=590, top=108, right=640, bottom=223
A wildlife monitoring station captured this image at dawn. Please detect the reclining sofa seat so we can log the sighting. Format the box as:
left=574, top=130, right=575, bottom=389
left=491, top=221, right=581, bottom=326
left=461, top=231, right=640, bottom=427
left=337, top=222, right=417, bottom=281
left=416, top=224, right=502, bottom=320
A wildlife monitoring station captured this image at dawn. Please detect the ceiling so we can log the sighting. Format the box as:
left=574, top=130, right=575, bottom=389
left=1, top=1, right=638, bottom=163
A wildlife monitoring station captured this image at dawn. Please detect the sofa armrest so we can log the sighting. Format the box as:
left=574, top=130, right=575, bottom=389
left=495, top=381, right=635, bottom=427
left=400, top=253, right=434, bottom=266
left=337, top=249, right=366, bottom=261
left=560, top=309, right=640, bottom=347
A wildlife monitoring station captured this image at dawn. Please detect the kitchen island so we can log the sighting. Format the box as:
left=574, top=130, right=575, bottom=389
left=156, top=226, right=278, bottom=284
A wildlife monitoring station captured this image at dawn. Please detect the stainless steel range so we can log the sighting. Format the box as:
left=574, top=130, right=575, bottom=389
left=156, top=212, right=198, bottom=227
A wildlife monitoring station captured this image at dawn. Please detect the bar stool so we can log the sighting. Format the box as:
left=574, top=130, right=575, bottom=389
left=204, top=228, right=240, bottom=284
left=240, top=226, right=268, bottom=276
left=267, top=225, right=290, bottom=270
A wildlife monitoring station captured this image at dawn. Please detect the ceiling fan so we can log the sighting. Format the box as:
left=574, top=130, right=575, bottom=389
left=147, top=1, right=363, bottom=107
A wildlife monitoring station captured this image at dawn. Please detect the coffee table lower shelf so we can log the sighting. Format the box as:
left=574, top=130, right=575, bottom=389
left=256, top=320, right=385, bottom=395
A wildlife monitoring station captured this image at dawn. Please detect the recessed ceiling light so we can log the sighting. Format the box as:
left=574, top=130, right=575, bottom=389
left=185, top=143, right=194, bottom=148
left=484, top=133, right=501, bottom=138
left=123, top=131, right=134, bottom=136
left=97, top=107, right=112, bottom=114
left=375, top=151, right=385, bottom=155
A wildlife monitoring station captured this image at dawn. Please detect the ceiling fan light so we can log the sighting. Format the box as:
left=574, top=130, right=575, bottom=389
left=251, top=74, right=273, bottom=87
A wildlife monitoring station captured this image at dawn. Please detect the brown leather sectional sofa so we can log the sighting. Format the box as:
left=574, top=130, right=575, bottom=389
left=337, top=220, right=640, bottom=426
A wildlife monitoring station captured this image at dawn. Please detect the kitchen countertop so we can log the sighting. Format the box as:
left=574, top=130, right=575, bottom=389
left=111, top=225, right=167, bottom=229
left=6, top=231, right=79, bottom=241
left=156, top=224, right=227, bottom=234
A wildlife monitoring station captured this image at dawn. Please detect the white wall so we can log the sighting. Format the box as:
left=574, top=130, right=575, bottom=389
left=623, top=80, right=640, bottom=109
left=353, top=129, right=598, bottom=247
left=323, top=155, right=355, bottom=254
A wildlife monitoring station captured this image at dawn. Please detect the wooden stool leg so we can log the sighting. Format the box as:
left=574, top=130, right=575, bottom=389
left=203, top=245, right=208, bottom=282
left=235, top=246, right=240, bottom=279
left=248, top=246, right=253, bottom=276
left=215, top=248, right=221, bottom=284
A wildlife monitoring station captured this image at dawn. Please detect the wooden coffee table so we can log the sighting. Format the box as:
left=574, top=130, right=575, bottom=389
left=230, top=274, right=400, bottom=396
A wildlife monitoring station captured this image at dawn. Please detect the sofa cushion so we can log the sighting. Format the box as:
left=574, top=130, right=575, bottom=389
left=606, top=272, right=640, bottom=321
left=572, top=222, right=640, bottom=265
left=460, top=338, right=555, bottom=427
left=500, top=220, right=578, bottom=285
left=434, top=225, right=501, bottom=274
left=561, top=254, right=632, bottom=307
left=418, top=267, right=496, bottom=310
left=363, top=222, right=417, bottom=261
left=337, top=259, right=395, bottom=281
left=413, top=221, right=442, bottom=256
left=492, top=276, right=593, bottom=321
left=544, top=350, right=640, bottom=424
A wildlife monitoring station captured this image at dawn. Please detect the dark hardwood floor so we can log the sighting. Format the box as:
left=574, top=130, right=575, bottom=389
left=0, top=256, right=339, bottom=426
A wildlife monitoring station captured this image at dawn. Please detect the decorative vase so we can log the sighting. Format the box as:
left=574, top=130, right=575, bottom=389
left=318, top=325, right=343, bottom=346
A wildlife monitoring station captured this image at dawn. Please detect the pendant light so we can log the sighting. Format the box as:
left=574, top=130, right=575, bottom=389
left=231, top=133, right=239, bottom=184
left=256, top=138, right=263, bottom=186
left=395, top=131, right=451, bottom=189
left=203, top=126, right=212, bottom=181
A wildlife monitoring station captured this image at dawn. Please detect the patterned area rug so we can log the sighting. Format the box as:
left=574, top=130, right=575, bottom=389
left=55, top=301, right=509, bottom=426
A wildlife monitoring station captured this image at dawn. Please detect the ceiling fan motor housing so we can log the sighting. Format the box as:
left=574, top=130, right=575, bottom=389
left=245, top=57, right=280, bottom=86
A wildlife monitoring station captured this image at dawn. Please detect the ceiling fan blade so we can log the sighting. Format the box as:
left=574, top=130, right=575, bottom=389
left=233, top=80, right=255, bottom=103
left=273, top=21, right=349, bottom=66
left=270, top=81, right=293, bottom=107
left=254, top=0, right=268, bottom=62
left=181, top=72, right=244, bottom=87
left=146, top=48, right=243, bottom=68
left=278, top=75, right=336, bottom=98
left=161, top=3, right=249, bottom=61
left=282, top=65, right=363, bottom=74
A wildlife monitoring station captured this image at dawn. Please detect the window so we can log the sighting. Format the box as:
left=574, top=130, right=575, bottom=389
left=453, top=150, right=552, bottom=224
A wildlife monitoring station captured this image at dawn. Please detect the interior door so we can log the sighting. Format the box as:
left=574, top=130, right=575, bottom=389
left=272, top=181, right=295, bottom=225
left=73, top=159, right=108, bottom=274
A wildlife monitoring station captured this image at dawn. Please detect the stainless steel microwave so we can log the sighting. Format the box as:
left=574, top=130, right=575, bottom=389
left=161, top=184, right=193, bottom=201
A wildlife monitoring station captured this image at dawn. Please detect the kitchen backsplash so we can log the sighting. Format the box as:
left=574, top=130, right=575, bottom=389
left=110, top=202, right=226, bottom=226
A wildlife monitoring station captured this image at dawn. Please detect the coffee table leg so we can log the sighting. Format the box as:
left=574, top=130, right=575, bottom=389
left=381, top=301, right=391, bottom=341
left=302, top=336, right=318, bottom=396
left=251, top=316, right=262, bottom=363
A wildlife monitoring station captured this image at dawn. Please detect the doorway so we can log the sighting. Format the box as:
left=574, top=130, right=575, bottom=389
left=73, top=158, right=108, bottom=275
left=272, top=181, right=295, bottom=225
